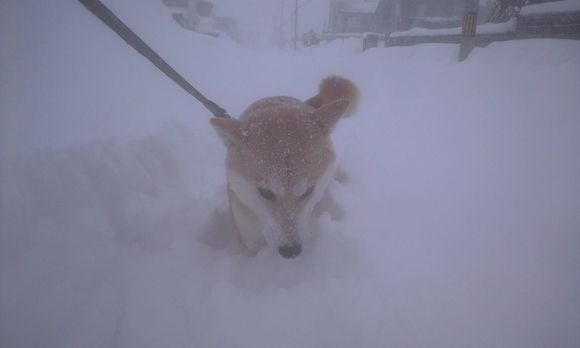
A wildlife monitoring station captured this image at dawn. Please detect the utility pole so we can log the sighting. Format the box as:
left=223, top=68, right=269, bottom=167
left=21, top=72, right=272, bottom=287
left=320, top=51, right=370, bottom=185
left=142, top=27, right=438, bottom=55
left=293, top=0, right=298, bottom=50
left=459, top=0, right=479, bottom=62
left=290, top=0, right=315, bottom=50
left=280, top=0, right=284, bottom=49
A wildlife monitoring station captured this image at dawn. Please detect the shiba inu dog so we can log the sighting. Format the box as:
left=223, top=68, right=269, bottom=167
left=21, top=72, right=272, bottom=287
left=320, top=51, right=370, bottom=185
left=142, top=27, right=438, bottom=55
left=210, top=76, right=360, bottom=258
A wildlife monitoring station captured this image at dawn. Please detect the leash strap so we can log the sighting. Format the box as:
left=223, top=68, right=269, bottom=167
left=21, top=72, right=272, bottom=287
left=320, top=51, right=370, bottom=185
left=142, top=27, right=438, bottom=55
left=78, top=0, right=231, bottom=119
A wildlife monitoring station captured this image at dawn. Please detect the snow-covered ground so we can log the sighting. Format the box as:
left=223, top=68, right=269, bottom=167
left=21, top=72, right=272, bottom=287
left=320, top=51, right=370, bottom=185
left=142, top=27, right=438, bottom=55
left=1, top=0, right=579, bottom=347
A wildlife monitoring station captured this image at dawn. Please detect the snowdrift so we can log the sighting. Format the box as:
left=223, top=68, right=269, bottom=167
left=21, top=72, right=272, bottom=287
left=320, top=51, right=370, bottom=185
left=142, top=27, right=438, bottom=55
left=1, top=0, right=579, bottom=347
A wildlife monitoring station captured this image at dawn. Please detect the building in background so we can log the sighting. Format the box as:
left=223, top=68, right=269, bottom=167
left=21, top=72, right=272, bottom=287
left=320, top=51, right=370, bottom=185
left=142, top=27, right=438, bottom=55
left=328, top=0, right=489, bottom=35
left=329, top=0, right=381, bottom=33
left=161, top=0, right=239, bottom=42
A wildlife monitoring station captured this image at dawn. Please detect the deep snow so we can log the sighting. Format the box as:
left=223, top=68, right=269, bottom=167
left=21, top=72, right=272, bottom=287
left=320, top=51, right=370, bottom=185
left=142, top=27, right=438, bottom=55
left=1, top=0, right=579, bottom=347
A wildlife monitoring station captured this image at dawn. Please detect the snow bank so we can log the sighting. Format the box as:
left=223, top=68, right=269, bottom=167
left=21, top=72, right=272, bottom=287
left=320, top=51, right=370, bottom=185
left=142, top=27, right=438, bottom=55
left=390, top=19, right=517, bottom=38
left=298, top=38, right=364, bottom=56
left=1, top=0, right=579, bottom=347
left=520, top=0, right=580, bottom=16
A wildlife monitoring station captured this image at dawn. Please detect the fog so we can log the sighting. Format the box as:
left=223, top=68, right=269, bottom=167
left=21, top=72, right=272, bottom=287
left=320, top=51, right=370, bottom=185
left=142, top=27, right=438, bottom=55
left=214, top=0, right=331, bottom=48
left=1, top=0, right=579, bottom=347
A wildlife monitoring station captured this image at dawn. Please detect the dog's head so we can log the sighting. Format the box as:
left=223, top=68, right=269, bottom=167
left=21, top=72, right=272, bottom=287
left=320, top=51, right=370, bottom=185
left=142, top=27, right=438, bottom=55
left=211, top=97, right=350, bottom=258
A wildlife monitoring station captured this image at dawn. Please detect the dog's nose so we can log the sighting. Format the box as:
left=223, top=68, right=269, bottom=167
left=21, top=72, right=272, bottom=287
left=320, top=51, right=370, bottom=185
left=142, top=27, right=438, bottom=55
left=278, top=244, right=302, bottom=259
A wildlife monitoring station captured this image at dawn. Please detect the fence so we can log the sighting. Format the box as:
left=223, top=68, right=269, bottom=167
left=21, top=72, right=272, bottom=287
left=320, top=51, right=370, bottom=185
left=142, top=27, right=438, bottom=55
left=382, top=9, right=580, bottom=49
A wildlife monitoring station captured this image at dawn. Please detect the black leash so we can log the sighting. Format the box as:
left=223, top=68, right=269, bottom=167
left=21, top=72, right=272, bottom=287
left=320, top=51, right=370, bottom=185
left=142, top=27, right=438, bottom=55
left=78, top=0, right=231, bottom=119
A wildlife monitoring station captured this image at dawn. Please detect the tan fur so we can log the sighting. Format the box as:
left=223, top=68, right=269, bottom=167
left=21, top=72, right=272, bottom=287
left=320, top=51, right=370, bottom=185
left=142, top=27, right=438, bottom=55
left=211, top=76, right=360, bottom=258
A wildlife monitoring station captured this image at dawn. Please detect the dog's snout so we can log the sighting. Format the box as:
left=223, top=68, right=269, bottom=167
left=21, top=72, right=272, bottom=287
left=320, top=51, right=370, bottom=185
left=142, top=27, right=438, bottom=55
left=278, top=244, right=302, bottom=259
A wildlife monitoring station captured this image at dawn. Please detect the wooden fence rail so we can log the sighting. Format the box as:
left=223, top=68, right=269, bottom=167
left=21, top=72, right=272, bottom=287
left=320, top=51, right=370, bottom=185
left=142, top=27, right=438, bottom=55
left=383, top=11, right=580, bottom=49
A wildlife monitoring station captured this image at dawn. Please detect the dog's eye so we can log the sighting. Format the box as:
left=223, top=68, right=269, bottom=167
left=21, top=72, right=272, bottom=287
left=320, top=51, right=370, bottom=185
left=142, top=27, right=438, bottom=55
left=258, top=188, right=276, bottom=200
left=299, top=186, right=314, bottom=200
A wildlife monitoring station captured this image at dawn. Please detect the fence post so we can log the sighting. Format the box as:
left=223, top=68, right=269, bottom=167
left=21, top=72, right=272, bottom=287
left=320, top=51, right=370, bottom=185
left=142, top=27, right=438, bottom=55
left=459, top=0, right=479, bottom=62
left=363, top=34, right=379, bottom=51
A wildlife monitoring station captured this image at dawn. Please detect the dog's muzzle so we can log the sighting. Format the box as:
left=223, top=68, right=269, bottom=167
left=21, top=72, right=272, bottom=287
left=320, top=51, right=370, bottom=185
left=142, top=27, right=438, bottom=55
left=278, top=244, right=302, bottom=259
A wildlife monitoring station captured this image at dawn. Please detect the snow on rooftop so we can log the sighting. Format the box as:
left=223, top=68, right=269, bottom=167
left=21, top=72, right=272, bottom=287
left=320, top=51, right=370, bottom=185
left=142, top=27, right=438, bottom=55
left=348, top=1, right=380, bottom=13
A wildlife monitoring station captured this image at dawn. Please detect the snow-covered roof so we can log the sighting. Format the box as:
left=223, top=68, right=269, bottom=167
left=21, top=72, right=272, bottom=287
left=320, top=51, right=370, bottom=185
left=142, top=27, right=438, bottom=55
left=519, top=0, right=580, bottom=16
left=335, top=1, right=379, bottom=13
left=161, top=0, right=188, bottom=8
left=348, top=1, right=380, bottom=13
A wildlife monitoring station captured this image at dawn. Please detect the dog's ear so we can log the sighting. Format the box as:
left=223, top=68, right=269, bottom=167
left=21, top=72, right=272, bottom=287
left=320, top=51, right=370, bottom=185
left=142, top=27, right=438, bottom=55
left=304, top=95, right=323, bottom=109
left=210, top=118, right=245, bottom=148
left=309, top=99, right=351, bottom=136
